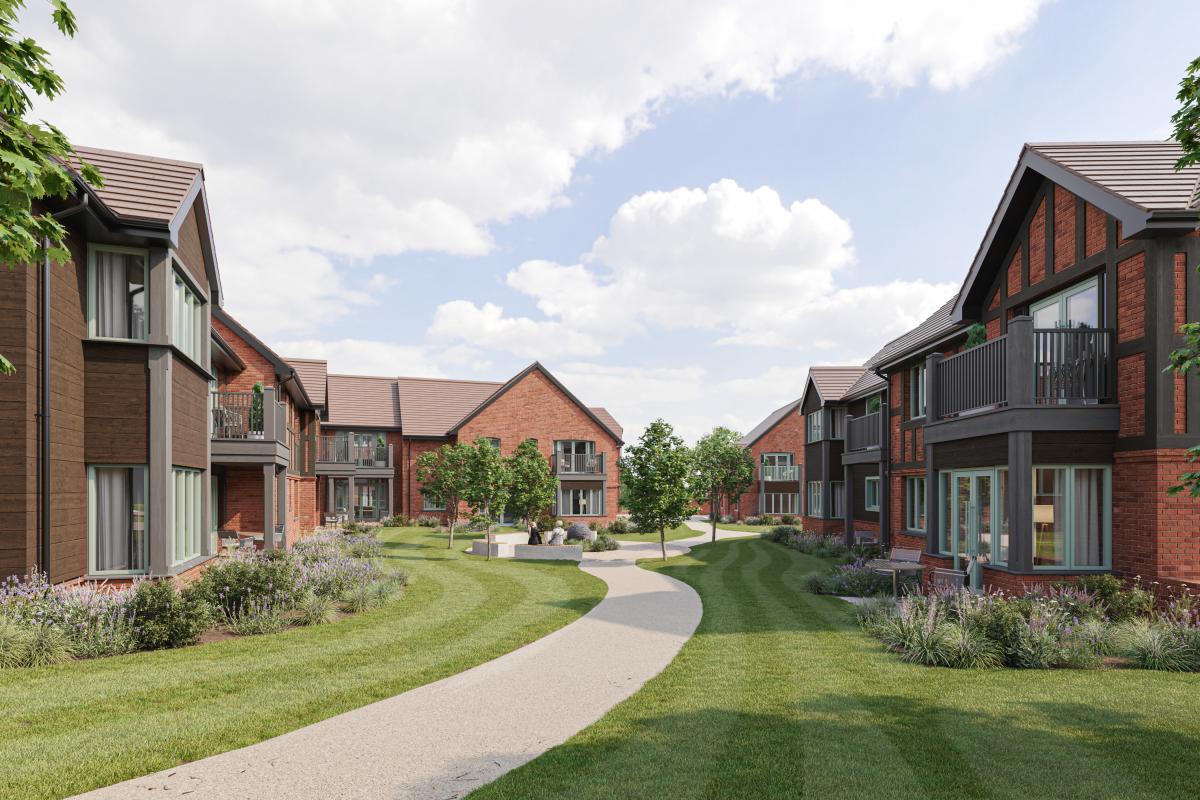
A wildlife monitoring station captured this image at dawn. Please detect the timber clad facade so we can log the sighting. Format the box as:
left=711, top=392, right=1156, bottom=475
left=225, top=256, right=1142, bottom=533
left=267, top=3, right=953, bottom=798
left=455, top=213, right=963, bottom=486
left=1, top=147, right=624, bottom=586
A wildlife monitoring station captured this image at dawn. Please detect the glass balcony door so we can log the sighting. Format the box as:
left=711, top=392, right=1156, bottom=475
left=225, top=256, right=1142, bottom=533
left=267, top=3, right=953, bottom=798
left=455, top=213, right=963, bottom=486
left=946, top=470, right=994, bottom=588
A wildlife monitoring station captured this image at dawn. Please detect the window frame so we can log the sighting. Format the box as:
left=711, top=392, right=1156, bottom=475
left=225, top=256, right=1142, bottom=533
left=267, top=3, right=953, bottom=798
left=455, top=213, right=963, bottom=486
left=422, top=493, right=447, bottom=512
left=830, top=480, right=845, bottom=519
left=904, top=476, right=927, bottom=532
left=557, top=485, right=605, bottom=516
left=829, top=407, right=847, bottom=440
left=87, top=464, right=150, bottom=577
left=806, top=411, right=824, bottom=442
left=1029, top=276, right=1101, bottom=330
left=864, top=476, right=880, bottom=512
left=172, top=265, right=208, bottom=368
left=172, top=467, right=204, bottom=566
left=909, top=363, right=927, bottom=419
left=806, top=481, right=822, bottom=517
left=86, top=244, right=150, bottom=343
left=1032, top=464, right=1111, bottom=571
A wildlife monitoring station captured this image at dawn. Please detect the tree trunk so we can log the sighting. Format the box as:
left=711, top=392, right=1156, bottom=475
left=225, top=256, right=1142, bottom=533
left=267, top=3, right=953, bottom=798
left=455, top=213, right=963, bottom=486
left=711, top=488, right=718, bottom=543
left=447, top=517, right=455, bottom=549
left=660, top=526, right=666, bottom=561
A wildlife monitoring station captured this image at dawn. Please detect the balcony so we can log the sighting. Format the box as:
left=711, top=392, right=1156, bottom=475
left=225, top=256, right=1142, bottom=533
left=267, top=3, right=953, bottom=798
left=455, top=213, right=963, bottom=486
left=316, top=436, right=393, bottom=475
left=760, top=464, right=800, bottom=482
left=846, top=411, right=883, bottom=452
left=925, top=316, right=1117, bottom=444
left=553, top=452, right=606, bottom=477
left=210, top=388, right=290, bottom=466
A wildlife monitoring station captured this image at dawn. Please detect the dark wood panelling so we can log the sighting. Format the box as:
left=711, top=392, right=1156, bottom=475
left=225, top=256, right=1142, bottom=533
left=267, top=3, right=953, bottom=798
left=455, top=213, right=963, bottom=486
left=85, top=343, right=150, bottom=463
left=932, top=435, right=1008, bottom=470
left=849, top=463, right=880, bottom=521
left=1032, top=431, right=1115, bottom=463
left=175, top=201, right=208, bottom=294
left=172, top=358, right=209, bottom=469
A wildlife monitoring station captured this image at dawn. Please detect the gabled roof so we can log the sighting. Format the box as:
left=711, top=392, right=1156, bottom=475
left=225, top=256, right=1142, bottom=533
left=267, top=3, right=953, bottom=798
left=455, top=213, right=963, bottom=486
left=394, top=376, right=503, bottom=437
left=589, top=407, right=623, bottom=441
left=954, top=140, right=1200, bottom=322
left=843, top=370, right=887, bottom=401
left=287, top=358, right=328, bottom=408
left=807, top=366, right=868, bottom=404
left=864, top=295, right=961, bottom=371
left=1030, top=141, right=1200, bottom=212
left=447, top=362, right=625, bottom=445
left=72, top=146, right=203, bottom=226
left=325, top=374, right=403, bottom=428
left=212, top=308, right=313, bottom=409
left=741, top=398, right=803, bottom=447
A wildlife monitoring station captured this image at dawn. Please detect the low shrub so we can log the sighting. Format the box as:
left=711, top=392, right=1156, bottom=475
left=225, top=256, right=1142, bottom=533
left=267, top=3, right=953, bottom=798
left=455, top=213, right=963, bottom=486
left=296, top=592, right=335, bottom=626
left=344, top=533, right=383, bottom=560
left=194, top=551, right=300, bottom=617
left=343, top=584, right=375, bottom=614
left=608, top=518, right=630, bottom=534
left=718, top=515, right=735, bottom=524
left=587, top=532, right=620, bottom=552
left=742, top=516, right=763, bottom=526
left=416, top=516, right=441, bottom=528
left=1069, top=574, right=1154, bottom=622
left=765, top=525, right=802, bottom=543
left=1116, top=620, right=1199, bottom=672
left=130, top=580, right=210, bottom=650
left=224, top=599, right=286, bottom=636
left=779, top=514, right=797, bottom=525
left=0, top=619, right=31, bottom=668
left=24, top=624, right=73, bottom=667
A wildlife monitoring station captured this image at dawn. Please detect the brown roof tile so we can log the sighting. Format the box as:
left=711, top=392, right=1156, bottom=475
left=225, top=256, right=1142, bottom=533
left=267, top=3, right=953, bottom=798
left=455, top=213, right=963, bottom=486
left=808, top=366, right=868, bottom=403
left=741, top=398, right=803, bottom=447
left=72, top=146, right=202, bottom=225
left=325, top=374, right=403, bottom=428
left=394, top=376, right=503, bottom=437
left=844, top=370, right=887, bottom=400
left=1028, top=141, right=1200, bottom=211
left=287, top=358, right=328, bottom=407
left=588, top=407, right=623, bottom=441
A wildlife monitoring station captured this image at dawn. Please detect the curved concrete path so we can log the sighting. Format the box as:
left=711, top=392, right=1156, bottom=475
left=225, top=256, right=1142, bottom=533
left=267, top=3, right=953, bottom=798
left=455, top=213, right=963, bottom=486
left=76, top=521, right=753, bottom=800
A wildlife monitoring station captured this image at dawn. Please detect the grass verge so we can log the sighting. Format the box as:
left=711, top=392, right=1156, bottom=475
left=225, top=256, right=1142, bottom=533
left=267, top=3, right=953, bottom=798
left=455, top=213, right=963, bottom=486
left=0, top=527, right=605, bottom=800
left=471, top=537, right=1200, bottom=800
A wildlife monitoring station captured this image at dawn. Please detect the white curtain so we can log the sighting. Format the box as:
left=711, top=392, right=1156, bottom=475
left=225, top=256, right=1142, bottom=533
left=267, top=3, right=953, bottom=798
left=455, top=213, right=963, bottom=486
left=1073, top=468, right=1104, bottom=567
left=95, top=468, right=134, bottom=571
left=95, top=252, right=128, bottom=339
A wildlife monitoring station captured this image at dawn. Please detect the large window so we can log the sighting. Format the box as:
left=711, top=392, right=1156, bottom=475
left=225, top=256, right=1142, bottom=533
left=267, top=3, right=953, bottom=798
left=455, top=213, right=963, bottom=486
left=761, top=452, right=795, bottom=481
left=806, top=411, right=823, bottom=442
left=88, top=245, right=147, bottom=341
left=864, top=476, right=881, bottom=512
left=559, top=486, right=604, bottom=516
left=355, top=478, right=390, bottom=521
left=173, top=270, right=206, bottom=366
left=88, top=466, right=148, bottom=575
left=1033, top=465, right=1109, bottom=569
left=762, top=493, right=799, bottom=515
left=1031, top=277, right=1100, bottom=330
left=830, top=408, right=847, bottom=440
left=905, top=476, right=926, bottom=531
left=909, top=363, right=927, bottom=419
left=831, top=481, right=845, bottom=519
left=422, top=493, right=446, bottom=512
left=807, top=481, right=822, bottom=517
left=172, top=468, right=203, bottom=565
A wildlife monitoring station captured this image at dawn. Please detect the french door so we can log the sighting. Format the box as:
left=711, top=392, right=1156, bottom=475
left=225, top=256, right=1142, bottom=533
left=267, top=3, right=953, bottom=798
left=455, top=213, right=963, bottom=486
left=947, top=470, right=993, bottom=588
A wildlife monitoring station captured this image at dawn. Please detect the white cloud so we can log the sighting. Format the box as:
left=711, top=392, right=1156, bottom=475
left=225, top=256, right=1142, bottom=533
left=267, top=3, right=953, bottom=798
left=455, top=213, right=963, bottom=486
left=436, top=179, right=957, bottom=360
left=273, top=338, right=444, bottom=379
left=30, top=1, right=1044, bottom=337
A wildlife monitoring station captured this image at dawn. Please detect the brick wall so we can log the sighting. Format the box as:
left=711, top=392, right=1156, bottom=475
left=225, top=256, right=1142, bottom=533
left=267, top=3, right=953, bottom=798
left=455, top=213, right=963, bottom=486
left=803, top=516, right=844, bottom=534
left=1085, top=202, right=1106, bottom=257
left=454, top=367, right=622, bottom=524
left=1116, top=252, right=1145, bottom=343
left=400, top=437, right=454, bottom=520
left=289, top=475, right=317, bottom=535
left=1117, top=355, right=1145, bottom=438
left=737, top=406, right=806, bottom=517
left=1113, top=450, right=1200, bottom=586
left=1053, top=185, right=1076, bottom=272
left=220, top=466, right=263, bottom=532
left=1175, top=252, right=1188, bottom=434
left=1006, top=246, right=1022, bottom=297
left=1028, top=199, right=1046, bottom=285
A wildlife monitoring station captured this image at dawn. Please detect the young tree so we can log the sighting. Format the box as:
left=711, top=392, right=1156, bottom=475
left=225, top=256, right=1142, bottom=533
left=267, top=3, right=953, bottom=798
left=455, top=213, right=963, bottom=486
left=462, top=438, right=511, bottom=561
left=414, top=442, right=472, bottom=548
left=505, top=439, right=557, bottom=528
left=1, top=0, right=103, bottom=376
left=619, top=419, right=694, bottom=560
left=1166, top=56, right=1200, bottom=496
left=690, top=427, right=755, bottom=543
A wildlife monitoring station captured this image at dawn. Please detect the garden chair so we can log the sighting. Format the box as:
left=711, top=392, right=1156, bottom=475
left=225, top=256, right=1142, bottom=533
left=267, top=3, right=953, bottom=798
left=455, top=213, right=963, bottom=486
left=932, top=567, right=968, bottom=591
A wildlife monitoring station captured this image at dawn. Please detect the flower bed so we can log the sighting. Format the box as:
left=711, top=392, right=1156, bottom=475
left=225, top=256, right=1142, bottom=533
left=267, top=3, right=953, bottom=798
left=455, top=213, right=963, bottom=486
left=856, top=577, right=1200, bottom=671
left=0, top=530, right=404, bottom=670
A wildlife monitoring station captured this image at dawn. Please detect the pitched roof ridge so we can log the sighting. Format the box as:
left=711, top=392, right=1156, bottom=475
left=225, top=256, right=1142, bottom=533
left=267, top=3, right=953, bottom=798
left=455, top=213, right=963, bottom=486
left=394, top=374, right=505, bottom=385
left=286, top=356, right=328, bottom=364
left=73, top=144, right=204, bottom=171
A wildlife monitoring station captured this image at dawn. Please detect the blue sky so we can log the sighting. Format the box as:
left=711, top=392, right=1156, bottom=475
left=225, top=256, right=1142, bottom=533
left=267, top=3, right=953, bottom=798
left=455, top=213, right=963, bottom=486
left=36, top=1, right=1200, bottom=441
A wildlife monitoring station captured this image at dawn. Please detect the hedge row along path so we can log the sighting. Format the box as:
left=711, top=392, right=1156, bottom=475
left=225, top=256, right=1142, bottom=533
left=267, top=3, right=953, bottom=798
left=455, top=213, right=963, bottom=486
left=75, top=521, right=753, bottom=800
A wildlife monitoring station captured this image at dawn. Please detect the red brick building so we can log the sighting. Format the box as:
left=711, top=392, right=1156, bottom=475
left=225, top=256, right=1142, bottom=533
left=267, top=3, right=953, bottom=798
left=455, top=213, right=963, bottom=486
left=729, top=396, right=807, bottom=519
left=858, top=141, right=1200, bottom=593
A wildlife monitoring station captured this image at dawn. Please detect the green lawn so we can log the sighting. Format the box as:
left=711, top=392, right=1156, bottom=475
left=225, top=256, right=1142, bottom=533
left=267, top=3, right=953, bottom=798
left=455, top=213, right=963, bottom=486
left=704, top=522, right=774, bottom=533
left=471, top=537, right=1200, bottom=800
left=611, top=523, right=700, bottom=543
left=0, top=527, right=605, bottom=800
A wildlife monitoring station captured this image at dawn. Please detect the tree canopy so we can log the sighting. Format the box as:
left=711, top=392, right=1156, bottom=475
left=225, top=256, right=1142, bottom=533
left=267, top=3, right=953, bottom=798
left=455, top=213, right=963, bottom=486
left=414, top=442, right=473, bottom=547
left=619, top=419, right=693, bottom=559
left=690, top=426, right=754, bottom=543
left=505, top=439, right=557, bottom=528
left=1, top=0, right=103, bottom=376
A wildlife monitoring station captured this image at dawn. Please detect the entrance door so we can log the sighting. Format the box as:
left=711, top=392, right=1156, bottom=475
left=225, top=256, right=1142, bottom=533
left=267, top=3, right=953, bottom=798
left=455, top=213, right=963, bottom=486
left=950, top=470, right=993, bottom=588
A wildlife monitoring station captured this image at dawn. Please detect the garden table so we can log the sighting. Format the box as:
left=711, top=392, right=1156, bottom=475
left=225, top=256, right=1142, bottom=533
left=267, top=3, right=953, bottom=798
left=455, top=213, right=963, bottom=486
left=866, top=558, right=923, bottom=597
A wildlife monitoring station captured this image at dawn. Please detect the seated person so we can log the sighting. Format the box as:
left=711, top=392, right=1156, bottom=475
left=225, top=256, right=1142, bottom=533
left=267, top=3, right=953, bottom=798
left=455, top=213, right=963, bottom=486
left=528, top=522, right=542, bottom=545
left=549, top=521, right=566, bottom=545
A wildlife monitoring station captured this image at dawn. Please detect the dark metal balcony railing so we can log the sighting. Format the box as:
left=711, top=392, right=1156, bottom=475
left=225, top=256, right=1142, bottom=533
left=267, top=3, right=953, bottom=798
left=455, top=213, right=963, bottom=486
left=211, top=389, right=287, bottom=443
left=759, top=464, right=800, bottom=481
left=937, top=336, right=1008, bottom=419
left=845, top=411, right=882, bottom=452
left=317, top=436, right=392, bottom=468
left=933, top=320, right=1114, bottom=420
left=553, top=452, right=605, bottom=475
left=1034, top=328, right=1113, bottom=405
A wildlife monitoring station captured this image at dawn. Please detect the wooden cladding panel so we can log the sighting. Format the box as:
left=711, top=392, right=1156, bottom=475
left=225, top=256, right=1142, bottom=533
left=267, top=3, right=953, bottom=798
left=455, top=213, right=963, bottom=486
left=175, top=202, right=209, bottom=294
left=84, top=344, right=150, bottom=463
left=173, top=360, right=209, bottom=469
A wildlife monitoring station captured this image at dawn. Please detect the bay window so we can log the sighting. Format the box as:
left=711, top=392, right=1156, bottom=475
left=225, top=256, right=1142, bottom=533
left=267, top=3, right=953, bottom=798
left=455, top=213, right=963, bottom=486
left=88, top=245, right=147, bottom=341
left=1033, top=465, right=1109, bottom=569
left=762, top=493, right=799, bottom=515
left=88, top=466, right=148, bottom=575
